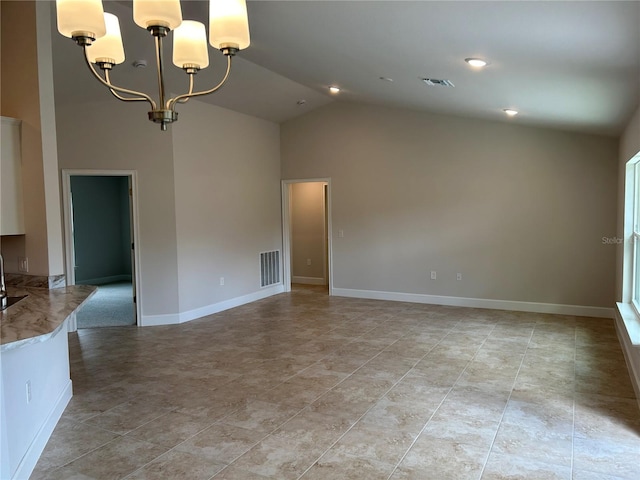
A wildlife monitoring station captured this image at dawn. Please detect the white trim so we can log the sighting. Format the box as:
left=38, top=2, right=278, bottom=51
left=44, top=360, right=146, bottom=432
left=281, top=178, right=334, bottom=296
left=141, top=285, right=285, bottom=326
left=333, top=287, right=615, bottom=318
left=61, top=169, right=142, bottom=329
left=10, top=380, right=72, bottom=480
left=292, top=276, right=327, bottom=285
left=616, top=302, right=640, bottom=345
left=140, top=312, right=181, bottom=327
left=615, top=304, right=640, bottom=410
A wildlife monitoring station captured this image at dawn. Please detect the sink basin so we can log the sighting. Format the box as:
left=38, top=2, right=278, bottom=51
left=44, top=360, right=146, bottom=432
left=0, top=295, right=28, bottom=311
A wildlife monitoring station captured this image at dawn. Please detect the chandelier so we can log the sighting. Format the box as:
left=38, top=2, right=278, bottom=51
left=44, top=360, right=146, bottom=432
left=55, top=0, right=250, bottom=130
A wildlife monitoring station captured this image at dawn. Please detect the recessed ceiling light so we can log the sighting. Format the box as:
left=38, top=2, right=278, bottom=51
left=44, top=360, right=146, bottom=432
left=465, top=58, right=488, bottom=68
left=503, top=109, right=519, bottom=116
left=296, top=99, right=307, bottom=106
left=379, top=77, right=394, bottom=82
left=329, top=86, right=341, bottom=94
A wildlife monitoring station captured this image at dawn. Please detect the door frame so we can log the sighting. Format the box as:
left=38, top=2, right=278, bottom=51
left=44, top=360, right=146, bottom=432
left=61, top=169, right=142, bottom=327
left=281, top=178, right=334, bottom=294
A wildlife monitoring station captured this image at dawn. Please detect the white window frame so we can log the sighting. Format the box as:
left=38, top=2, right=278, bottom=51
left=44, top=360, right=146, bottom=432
left=632, top=162, right=640, bottom=317
left=619, top=153, right=640, bottom=348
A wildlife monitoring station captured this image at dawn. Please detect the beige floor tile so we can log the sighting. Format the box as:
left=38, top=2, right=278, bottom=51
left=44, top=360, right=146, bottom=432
left=259, top=376, right=333, bottom=408
left=421, top=410, right=500, bottom=447
left=31, top=286, right=637, bottom=480
left=572, top=436, right=640, bottom=479
left=125, top=449, right=226, bottom=479
left=492, top=422, right=573, bottom=467
left=300, top=449, right=396, bottom=479
left=358, top=396, right=434, bottom=434
left=391, top=436, right=489, bottom=480
left=571, top=469, right=634, bottom=480
left=501, top=397, right=574, bottom=435
left=481, top=452, right=571, bottom=479
left=125, top=411, right=213, bottom=448
left=331, top=423, right=417, bottom=465
left=384, top=376, right=450, bottom=406
left=573, top=394, right=640, bottom=444
left=435, top=385, right=510, bottom=420
left=49, top=436, right=169, bottom=480
left=31, top=417, right=118, bottom=471
left=211, top=465, right=272, bottom=479
left=174, top=423, right=265, bottom=464
left=80, top=399, right=174, bottom=435
left=269, top=409, right=354, bottom=448
left=574, top=372, right=636, bottom=399
left=230, top=435, right=324, bottom=480
left=220, top=400, right=302, bottom=434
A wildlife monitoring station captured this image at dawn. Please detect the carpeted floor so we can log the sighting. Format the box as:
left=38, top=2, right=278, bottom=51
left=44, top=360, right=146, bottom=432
left=76, top=281, right=135, bottom=328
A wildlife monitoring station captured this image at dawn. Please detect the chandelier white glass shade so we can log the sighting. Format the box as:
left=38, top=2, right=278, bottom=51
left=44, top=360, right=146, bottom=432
left=55, top=0, right=250, bottom=130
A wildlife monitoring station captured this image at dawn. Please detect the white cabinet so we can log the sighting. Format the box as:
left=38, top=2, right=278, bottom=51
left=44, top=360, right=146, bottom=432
left=1, top=117, right=25, bottom=235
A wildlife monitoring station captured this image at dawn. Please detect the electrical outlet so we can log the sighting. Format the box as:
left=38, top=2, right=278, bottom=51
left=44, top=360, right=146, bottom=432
left=431, top=271, right=437, bottom=280
left=219, top=277, right=225, bottom=286
left=307, top=258, right=311, bottom=266
left=338, top=229, right=344, bottom=238
left=26, top=380, right=32, bottom=404
left=456, top=273, right=462, bottom=281
left=18, top=257, right=28, bottom=272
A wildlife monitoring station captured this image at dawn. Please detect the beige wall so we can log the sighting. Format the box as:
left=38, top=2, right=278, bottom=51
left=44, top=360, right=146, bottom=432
left=282, top=102, right=618, bottom=308
left=291, top=182, right=326, bottom=282
left=171, top=100, right=282, bottom=313
left=0, top=1, right=63, bottom=276
left=55, top=100, right=180, bottom=317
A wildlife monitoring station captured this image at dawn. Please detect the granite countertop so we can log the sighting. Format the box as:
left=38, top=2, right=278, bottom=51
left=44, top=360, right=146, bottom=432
left=0, top=285, right=97, bottom=351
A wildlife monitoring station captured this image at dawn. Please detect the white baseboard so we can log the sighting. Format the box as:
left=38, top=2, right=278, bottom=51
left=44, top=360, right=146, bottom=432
left=12, top=380, right=72, bottom=480
left=615, top=304, right=640, bottom=410
left=76, top=274, right=132, bottom=286
left=292, top=276, right=327, bottom=286
left=140, top=312, right=181, bottom=327
left=141, top=284, right=285, bottom=327
left=332, top=288, right=615, bottom=319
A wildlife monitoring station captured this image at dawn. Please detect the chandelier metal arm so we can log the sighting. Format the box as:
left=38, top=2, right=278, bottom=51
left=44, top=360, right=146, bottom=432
left=104, top=70, right=149, bottom=102
left=82, top=45, right=157, bottom=110
left=176, top=74, right=195, bottom=105
left=167, top=55, right=233, bottom=111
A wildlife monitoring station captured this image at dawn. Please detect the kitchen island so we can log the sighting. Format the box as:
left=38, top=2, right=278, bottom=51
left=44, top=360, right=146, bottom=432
left=1, top=285, right=96, bottom=480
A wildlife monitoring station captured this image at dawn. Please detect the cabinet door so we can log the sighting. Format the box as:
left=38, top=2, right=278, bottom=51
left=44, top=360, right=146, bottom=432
left=1, top=117, right=25, bottom=235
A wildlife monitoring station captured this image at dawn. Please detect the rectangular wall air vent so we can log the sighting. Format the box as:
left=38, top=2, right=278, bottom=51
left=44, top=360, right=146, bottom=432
left=260, top=250, right=281, bottom=287
left=422, top=78, right=455, bottom=87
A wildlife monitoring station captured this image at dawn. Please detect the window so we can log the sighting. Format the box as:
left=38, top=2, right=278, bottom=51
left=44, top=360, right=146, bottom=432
left=632, top=162, right=640, bottom=313
left=620, top=153, right=640, bottom=345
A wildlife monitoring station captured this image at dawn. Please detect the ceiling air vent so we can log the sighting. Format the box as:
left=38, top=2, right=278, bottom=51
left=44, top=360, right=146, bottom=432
left=422, top=78, right=455, bottom=87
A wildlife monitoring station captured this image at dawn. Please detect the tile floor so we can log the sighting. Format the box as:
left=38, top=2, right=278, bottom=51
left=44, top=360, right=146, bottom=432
left=32, top=285, right=640, bottom=479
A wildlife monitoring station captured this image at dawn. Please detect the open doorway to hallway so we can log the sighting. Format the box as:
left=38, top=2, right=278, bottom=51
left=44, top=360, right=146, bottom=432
left=62, top=170, right=141, bottom=328
left=282, top=179, right=333, bottom=294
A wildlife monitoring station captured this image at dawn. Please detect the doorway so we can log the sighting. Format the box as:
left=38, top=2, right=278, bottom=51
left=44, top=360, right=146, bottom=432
left=281, top=179, right=333, bottom=294
left=62, top=170, right=141, bottom=328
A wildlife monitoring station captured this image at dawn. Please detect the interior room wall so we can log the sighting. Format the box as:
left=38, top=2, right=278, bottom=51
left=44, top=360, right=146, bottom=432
left=70, top=176, right=131, bottom=284
left=281, top=102, right=618, bottom=310
left=0, top=0, right=64, bottom=277
left=291, top=182, right=326, bottom=284
left=171, top=99, right=282, bottom=314
left=55, top=99, right=179, bottom=319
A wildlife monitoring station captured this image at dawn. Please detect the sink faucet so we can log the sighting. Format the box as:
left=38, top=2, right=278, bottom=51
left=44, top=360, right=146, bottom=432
left=0, top=254, right=7, bottom=308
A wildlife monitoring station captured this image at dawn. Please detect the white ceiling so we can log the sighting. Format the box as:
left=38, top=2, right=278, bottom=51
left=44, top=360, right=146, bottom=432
left=51, top=1, right=640, bottom=135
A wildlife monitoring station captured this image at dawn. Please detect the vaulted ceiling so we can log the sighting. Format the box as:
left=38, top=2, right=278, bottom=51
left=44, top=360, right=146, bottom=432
left=51, top=1, right=640, bottom=135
